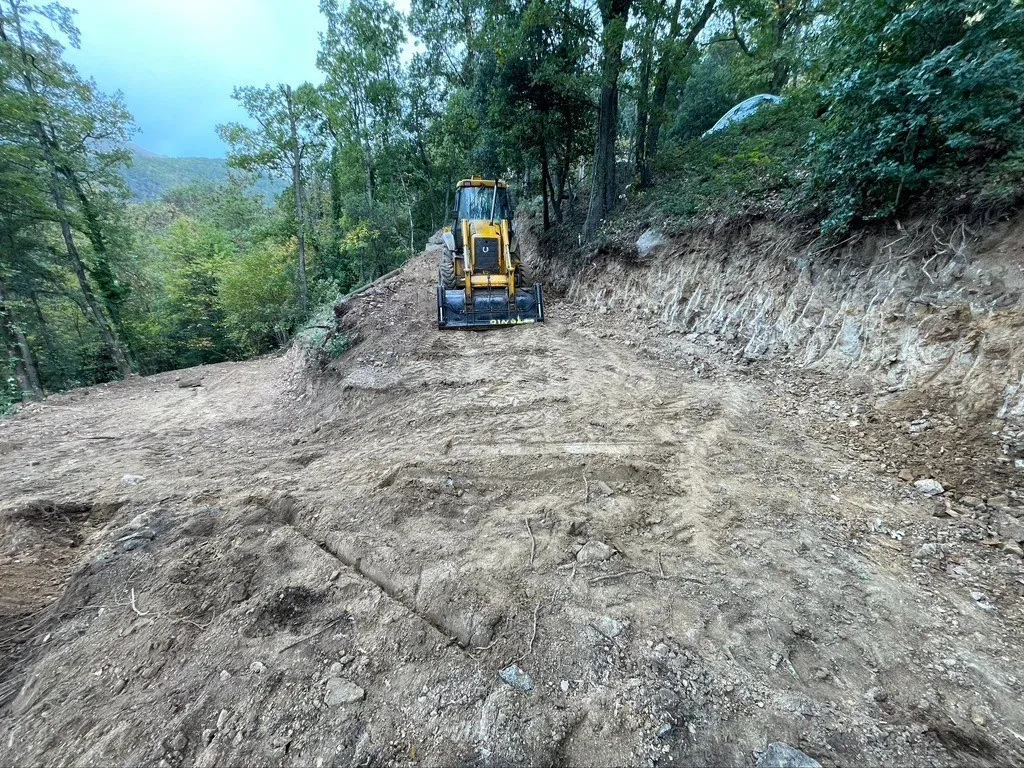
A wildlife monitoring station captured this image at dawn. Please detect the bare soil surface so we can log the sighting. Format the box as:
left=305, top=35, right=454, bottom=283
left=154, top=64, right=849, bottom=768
left=1, top=243, right=1023, bottom=767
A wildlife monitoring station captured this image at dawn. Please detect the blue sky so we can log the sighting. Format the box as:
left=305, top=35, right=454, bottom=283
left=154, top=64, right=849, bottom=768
left=63, top=0, right=406, bottom=158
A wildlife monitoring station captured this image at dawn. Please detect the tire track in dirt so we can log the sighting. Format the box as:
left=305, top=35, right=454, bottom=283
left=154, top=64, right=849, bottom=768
left=0, top=245, right=1023, bottom=766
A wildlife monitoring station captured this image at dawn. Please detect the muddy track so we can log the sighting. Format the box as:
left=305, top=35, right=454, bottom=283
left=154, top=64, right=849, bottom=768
left=0, top=243, right=1023, bottom=767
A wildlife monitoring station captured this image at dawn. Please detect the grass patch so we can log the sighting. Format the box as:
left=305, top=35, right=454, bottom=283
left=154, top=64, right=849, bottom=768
left=649, top=97, right=816, bottom=225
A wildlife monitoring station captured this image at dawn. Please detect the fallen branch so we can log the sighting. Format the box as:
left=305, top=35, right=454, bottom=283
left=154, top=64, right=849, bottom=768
left=588, top=569, right=649, bottom=584
left=582, top=472, right=590, bottom=503
left=173, top=616, right=210, bottom=631
left=512, top=601, right=543, bottom=663
left=277, top=615, right=347, bottom=654
left=587, top=568, right=705, bottom=586
left=588, top=621, right=621, bottom=645
left=129, top=588, right=151, bottom=617
left=472, top=635, right=501, bottom=653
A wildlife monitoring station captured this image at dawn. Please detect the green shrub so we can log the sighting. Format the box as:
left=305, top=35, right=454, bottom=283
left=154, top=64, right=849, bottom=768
left=326, top=333, right=351, bottom=360
left=218, top=238, right=300, bottom=354
left=1, top=362, right=20, bottom=415
left=810, top=0, right=1024, bottom=235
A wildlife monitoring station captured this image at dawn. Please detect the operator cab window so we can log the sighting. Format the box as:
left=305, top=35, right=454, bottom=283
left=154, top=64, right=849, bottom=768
left=455, top=186, right=511, bottom=225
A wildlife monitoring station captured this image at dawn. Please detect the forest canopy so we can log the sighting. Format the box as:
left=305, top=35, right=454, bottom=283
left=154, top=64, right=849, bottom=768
left=1, top=0, right=1022, bottom=409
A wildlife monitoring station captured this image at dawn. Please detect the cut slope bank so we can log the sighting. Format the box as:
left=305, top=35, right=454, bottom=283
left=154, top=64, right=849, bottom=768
left=0, top=235, right=1022, bottom=767
left=537, top=214, right=1024, bottom=501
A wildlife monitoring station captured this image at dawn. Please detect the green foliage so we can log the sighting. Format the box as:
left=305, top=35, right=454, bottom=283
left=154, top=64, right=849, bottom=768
left=977, top=150, right=1024, bottom=208
left=162, top=181, right=270, bottom=243
left=810, top=0, right=1024, bottom=234
left=667, top=44, right=751, bottom=142
left=490, top=0, right=595, bottom=176
left=652, top=96, right=815, bottom=220
left=105, top=182, right=305, bottom=376
left=120, top=151, right=285, bottom=204
left=326, top=333, right=351, bottom=360
left=219, top=239, right=299, bottom=354
left=1, top=358, right=19, bottom=415
left=217, top=84, right=322, bottom=179
left=162, top=218, right=237, bottom=366
left=648, top=0, right=1024, bottom=236
left=4, top=0, right=1024, bottom=403
left=1, top=0, right=137, bottom=389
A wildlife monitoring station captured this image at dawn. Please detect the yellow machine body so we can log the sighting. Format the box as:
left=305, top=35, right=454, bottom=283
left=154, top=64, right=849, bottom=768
left=436, top=177, right=544, bottom=329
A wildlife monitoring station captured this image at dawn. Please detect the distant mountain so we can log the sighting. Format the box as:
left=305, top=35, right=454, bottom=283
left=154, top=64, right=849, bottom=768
left=125, top=141, right=160, bottom=159
left=120, top=145, right=285, bottom=203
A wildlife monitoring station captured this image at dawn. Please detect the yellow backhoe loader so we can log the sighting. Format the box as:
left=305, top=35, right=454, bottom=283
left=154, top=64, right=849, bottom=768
left=436, top=177, right=544, bottom=329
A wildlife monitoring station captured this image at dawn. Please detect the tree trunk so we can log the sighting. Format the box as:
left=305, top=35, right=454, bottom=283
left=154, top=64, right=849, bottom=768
left=633, top=26, right=654, bottom=183
left=540, top=143, right=551, bottom=230
left=416, top=133, right=432, bottom=181
left=56, top=153, right=123, bottom=320
left=398, top=174, right=415, bottom=258
left=285, top=86, right=310, bottom=314
left=770, top=53, right=790, bottom=93
left=557, top=122, right=573, bottom=215
left=585, top=0, right=633, bottom=241
left=61, top=214, right=132, bottom=375
left=769, top=0, right=792, bottom=94
left=642, top=0, right=716, bottom=188
left=329, top=144, right=344, bottom=254
left=0, top=319, right=33, bottom=400
left=0, top=281, right=43, bottom=399
left=550, top=167, right=563, bottom=224
left=292, top=160, right=309, bottom=313
left=363, top=142, right=375, bottom=209
left=2, top=6, right=132, bottom=377
left=545, top=161, right=560, bottom=225
left=555, top=154, right=569, bottom=220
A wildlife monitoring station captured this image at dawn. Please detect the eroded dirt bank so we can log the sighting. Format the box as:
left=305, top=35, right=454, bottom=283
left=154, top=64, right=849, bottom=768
left=1, top=237, right=1023, bottom=767
left=543, top=213, right=1024, bottom=502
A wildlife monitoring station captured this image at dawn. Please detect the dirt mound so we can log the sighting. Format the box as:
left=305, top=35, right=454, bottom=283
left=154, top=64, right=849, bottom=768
left=0, top=241, right=1023, bottom=766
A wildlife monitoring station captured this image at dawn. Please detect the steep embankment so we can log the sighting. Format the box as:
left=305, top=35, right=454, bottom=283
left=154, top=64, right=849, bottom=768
left=542, top=214, right=1024, bottom=500
left=0, top=233, right=1022, bottom=767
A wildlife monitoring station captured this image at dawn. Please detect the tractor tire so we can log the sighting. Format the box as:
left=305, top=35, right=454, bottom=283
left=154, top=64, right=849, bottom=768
left=439, top=255, right=457, bottom=290
left=514, top=263, right=532, bottom=287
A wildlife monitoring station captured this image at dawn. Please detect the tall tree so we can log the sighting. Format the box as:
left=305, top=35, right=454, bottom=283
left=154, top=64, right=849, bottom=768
left=492, top=0, right=595, bottom=227
left=718, top=0, right=819, bottom=94
left=585, top=0, right=633, bottom=240
left=0, top=0, right=133, bottom=377
left=637, top=0, right=717, bottom=187
left=318, top=0, right=404, bottom=212
left=0, top=278, right=42, bottom=398
left=318, top=0, right=408, bottom=282
left=408, top=0, right=492, bottom=88
left=217, top=83, right=321, bottom=312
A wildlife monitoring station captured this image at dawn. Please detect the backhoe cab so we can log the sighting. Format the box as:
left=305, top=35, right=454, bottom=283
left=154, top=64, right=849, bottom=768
left=436, top=177, right=544, bottom=329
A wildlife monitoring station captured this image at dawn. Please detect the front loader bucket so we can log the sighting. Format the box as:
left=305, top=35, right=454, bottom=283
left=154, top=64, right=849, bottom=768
left=437, top=284, right=544, bottom=329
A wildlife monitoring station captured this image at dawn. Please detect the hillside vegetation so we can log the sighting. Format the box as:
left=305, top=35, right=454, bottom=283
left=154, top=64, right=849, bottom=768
left=2, top=0, right=1023, bottom=413
left=121, top=149, right=284, bottom=203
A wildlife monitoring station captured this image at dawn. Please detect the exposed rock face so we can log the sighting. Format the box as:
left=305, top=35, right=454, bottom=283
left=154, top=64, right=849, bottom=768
left=548, top=216, right=1024, bottom=422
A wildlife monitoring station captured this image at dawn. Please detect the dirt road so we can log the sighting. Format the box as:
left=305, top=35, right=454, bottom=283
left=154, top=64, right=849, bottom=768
left=1, top=244, right=1023, bottom=767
